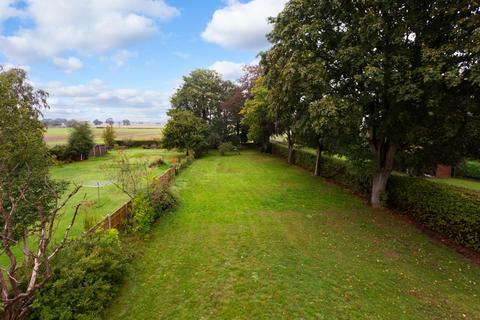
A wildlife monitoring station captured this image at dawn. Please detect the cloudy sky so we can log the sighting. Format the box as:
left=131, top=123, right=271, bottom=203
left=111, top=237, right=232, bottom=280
left=0, top=0, right=287, bottom=123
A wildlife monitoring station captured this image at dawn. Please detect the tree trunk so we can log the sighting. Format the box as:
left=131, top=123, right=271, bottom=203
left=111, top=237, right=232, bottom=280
left=369, top=138, right=397, bottom=208
left=2, top=300, right=31, bottom=320
left=314, top=143, right=323, bottom=177
left=287, top=131, right=294, bottom=165
left=371, top=169, right=391, bottom=208
left=186, top=149, right=189, bottom=156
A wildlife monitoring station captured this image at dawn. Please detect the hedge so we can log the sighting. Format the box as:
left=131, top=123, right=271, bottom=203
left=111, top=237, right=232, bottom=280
left=456, top=160, right=480, bottom=180
left=271, top=142, right=480, bottom=252
left=388, top=176, right=480, bottom=251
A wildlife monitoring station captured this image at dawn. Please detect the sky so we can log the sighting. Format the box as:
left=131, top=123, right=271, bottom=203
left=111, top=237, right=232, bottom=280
left=0, top=0, right=287, bottom=123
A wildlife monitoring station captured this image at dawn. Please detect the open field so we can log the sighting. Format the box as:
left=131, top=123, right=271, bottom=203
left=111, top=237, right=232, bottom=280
left=431, top=177, right=480, bottom=192
left=106, top=151, right=480, bottom=319
left=0, top=148, right=183, bottom=266
left=44, top=126, right=163, bottom=146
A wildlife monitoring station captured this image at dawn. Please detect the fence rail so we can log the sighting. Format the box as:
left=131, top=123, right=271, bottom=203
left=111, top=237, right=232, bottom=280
left=88, top=167, right=178, bottom=233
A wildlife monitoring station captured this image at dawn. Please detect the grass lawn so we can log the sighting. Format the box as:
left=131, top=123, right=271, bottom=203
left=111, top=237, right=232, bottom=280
left=44, top=126, right=163, bottom=146
left=106, top=151, right=480, bottom=320
left=0, top=148, right=183, bottom=267
left=431, top=177, right=480, bottom=192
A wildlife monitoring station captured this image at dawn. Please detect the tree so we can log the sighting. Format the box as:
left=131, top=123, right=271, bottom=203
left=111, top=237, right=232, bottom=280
left=171, top=69, right=227, bottom=122
left=93, top=119, right=102, bottom=126
left=103, top=152, right=150, bottom=199
left=268, top=0, right=480, bottom=207
left=262, top=47, right=306, bottom=165
left=102, top=125, right=116, bottom=148
left=222, top=65, right=263, bottom=144
left=122, top=119, right=131, bottom=126
left=161, top=110, right=209, bottom=157
left=171, top=69, right=238, bottom=146
left=0, top=67, right=82, bottom=319
left=66, top=122, right=95, bottom=160
left=241, top=77, right=275, bottom=153
left=105, top=118, right=114, bottom=126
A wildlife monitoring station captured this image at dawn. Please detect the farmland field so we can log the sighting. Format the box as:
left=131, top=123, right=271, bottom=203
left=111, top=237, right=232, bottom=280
left=106, top=151, right=480, bottom=319
left=44, top=126, right=163, bottom=146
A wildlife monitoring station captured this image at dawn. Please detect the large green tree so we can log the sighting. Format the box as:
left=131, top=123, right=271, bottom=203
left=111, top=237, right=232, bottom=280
left=241, top=77, right=275, bottom=153
left=171, top=69, right=241, bottom=146
left=268, top=0, right=480, bottom=206
left=161, top=110, right=209, bottom=157
left=0, top=67, right=81, bottom=319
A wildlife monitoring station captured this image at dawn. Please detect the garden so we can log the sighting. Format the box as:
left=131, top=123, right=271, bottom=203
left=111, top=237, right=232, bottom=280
left=105, top=151, right=480, bottom=319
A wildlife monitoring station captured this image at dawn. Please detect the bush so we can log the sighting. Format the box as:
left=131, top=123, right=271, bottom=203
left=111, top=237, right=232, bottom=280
left=456, top=160, right=480, bottom=180
left=30, top=230, right=127, bottom=320
left=149, top=187, right=177, bottom=216
left=388, top=175, right=480, bottom=251
left=49, top=145, right=69, bottom=162
left=218, top=142, right=238, bottom=156
left=131, top=191, right=155, bottom=234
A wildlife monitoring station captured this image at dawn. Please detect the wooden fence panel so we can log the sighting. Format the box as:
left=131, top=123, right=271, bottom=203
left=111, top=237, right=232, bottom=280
left=88, top=167, right=178, bottom=234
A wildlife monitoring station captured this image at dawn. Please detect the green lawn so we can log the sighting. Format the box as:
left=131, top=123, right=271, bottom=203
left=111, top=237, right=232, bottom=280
left=44, top=126, right=163, bottom=146
left=106, top=151, right=480, bottom=320
left=431, top=177, right=480, bottom=192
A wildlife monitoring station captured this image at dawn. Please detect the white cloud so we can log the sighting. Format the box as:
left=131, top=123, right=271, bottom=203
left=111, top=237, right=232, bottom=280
left=53, top=57, right=84, bottom=74
left=1, top=62, right=31, bottom=72
left=111, top=49, right=138, bottom=68
left=201, top=0, right=287, bottom=50
left=210, top=61, right=245, bottom=81
left=40, top=79, right=171, bottom=122
left=0, top=0, right=22, bottom=25
left=0, top=0, right=179, bottom=62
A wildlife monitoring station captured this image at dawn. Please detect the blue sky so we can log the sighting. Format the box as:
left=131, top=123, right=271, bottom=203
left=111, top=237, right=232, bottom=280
left=0, top=0, right=286, bottom=122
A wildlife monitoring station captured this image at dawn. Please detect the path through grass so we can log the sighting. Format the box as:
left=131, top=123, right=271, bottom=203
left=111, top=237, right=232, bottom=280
left=106, top=151, right=480, bottom=319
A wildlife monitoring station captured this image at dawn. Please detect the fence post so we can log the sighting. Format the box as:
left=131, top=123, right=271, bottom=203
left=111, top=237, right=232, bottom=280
left=106, top=213, right=111, bottom=229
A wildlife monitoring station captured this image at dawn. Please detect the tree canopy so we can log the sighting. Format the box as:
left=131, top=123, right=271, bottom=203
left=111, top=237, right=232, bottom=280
left=161, top=110, right=209, bottom=157
left=66, top=122, right=95, bottom=160
left=262, top=0, right=480, bottom=206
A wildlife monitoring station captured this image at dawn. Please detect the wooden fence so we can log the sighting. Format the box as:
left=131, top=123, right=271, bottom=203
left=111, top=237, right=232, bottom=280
left=88, top=167, right=178, bottom=233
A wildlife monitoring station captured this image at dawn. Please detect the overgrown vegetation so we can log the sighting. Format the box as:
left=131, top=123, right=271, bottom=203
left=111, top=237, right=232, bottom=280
left=457, top=160, right=480, bottom=180
left=30, top=230, right=128, bottom=320
left=218, top=142, right=238, bottom=156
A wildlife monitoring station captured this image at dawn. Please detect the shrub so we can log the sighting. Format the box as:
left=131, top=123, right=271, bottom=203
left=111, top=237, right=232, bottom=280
left=49, top=145, right=69, bottom=162
left=149, top=187, right=177, bottom=217
left=149, top=158, right=165, bottom=168
left=388, top=175, right=480, bottom=251
left=131, top=191, right=155, bottom=234
left=218, top=142, right=238, bottom=156
left=456, top=160, right=480, bottom=180
left=30, top=230, right=127, bottom=320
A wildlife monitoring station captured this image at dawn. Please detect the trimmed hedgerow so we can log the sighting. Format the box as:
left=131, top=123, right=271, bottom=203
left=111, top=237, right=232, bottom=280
left=388, top=175, right=480, bottom=251
left=457, top=160, right=480, bottom=180
left=271, top=142, right=480, bottom=252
